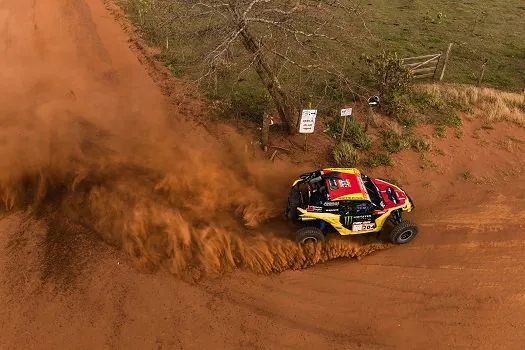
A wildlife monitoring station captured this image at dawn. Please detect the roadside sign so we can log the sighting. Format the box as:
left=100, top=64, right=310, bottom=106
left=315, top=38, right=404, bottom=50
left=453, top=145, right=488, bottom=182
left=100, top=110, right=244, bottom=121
left=340, top=108, right=353, bottom=117
left=299, top=109, right=317, bottom=134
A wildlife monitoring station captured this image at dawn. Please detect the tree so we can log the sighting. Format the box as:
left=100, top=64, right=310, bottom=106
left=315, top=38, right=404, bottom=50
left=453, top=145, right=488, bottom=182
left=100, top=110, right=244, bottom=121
left=183, top=0, right=364, bottom=132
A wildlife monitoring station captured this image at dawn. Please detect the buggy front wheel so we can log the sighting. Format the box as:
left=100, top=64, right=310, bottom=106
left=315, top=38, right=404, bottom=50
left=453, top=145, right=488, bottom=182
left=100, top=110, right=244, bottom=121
left=389, top=221, right=418, bottom=244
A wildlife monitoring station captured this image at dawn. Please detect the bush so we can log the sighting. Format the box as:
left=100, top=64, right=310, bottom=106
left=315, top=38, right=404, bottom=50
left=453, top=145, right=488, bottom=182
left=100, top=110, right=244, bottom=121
left=333, top=142, right=360, bottom=167
left=409, top=136, right=432, bottom=152
left=433, top=125, right=446, bottom=138
left=366, top=153, right=393, bottom=167
left=380, top=129, right=431, bottom=153
left=409, top=90, right=463, bottom=128
left=380, top=129, right=410, bottom=153
left=327, top=118, right=372, bottom=150
left=362, top=51, right=413, bottom=118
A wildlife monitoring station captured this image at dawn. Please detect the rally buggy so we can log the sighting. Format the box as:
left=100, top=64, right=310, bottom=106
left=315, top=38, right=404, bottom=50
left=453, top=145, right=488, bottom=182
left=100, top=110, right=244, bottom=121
left=285, top=168, right=418, bottom=244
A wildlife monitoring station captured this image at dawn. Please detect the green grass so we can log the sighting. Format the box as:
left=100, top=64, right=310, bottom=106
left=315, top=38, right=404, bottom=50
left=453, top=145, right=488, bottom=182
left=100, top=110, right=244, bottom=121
left=118, top=0, right=525, bottom=111
left=362, top=0, right=525, bottom=91
left=380, top=129, right=431, bottom=153
left=433, top=125, right=446, bottom=138
left=366, top=153, right=394, bottom=167
left=328, top=118, right=372, bottom=150
left=380, top=129, right=411, bottom=153
left=333, top=142, right=360, bottom=167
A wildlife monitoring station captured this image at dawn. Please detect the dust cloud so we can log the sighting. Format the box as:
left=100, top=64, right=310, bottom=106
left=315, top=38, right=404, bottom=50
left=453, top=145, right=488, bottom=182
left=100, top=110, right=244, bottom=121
left=0, top=0, right=391, bottom=280
left=0, top=79, right=389, bottom=281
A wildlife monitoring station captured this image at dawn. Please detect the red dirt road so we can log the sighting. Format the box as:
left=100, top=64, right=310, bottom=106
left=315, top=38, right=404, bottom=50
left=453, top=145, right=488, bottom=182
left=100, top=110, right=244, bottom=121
left=1, top=0, right=525, bottom=349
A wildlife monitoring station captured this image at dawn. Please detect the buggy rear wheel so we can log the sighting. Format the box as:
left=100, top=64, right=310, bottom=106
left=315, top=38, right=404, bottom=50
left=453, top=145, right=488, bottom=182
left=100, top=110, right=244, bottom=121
left=295, top=227, right=325, bottom=244
left=389, top=220, right=418, bottom=244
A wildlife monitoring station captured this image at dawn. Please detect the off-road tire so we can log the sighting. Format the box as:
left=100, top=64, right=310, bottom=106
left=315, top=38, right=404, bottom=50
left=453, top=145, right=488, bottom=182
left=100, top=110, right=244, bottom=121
left=389, top=220, right=418, bottom=244
left=295, top=227, right=325, bottom=244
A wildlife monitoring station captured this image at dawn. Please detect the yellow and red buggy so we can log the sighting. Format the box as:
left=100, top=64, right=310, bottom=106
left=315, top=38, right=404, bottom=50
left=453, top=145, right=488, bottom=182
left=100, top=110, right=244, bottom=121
left=285, top=168, right=417, bottom=244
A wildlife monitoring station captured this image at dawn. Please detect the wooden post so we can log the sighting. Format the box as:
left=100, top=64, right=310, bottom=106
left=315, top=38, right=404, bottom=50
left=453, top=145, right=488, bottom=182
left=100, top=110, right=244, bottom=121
left=478, top=61, right=487, bottom=86
left=262, top=114, right=270, bottom=152
left=303, top=134, right=308, bottom=151
left=340, top=114, right=347, bottom=140
left=439, top=43, right=453, bottom=81
left=304, top=101, right=312, bottom=151
left=433, top=53, right=442, bottom=80
left=270, top=150, right=278, bottom=161
left=364, top=107, right=371, bottom=133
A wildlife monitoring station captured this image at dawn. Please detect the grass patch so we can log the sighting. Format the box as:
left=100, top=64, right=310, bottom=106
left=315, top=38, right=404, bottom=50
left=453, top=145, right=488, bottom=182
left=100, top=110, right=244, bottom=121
left=433, top=125, right=446, bottom=138
left=328, top=118, right=372, bottom=150
left=422, top=84, right=525, bottom=127
left=455, top=129, right=464, bottom=139
left=406, top=89, right=463, bottom=128
left=366, top=153, right=393, bottom=167
left=380, top=129, right=411, bottom=153
left=118, top=0, right=524, bottom=130
left=333, top=142, right=360, bottom=167
left=410, top=136, right=432, bottom=152
left=419, top=154, right=438, bottom=170
left=380, top=129, right=431, bottom=153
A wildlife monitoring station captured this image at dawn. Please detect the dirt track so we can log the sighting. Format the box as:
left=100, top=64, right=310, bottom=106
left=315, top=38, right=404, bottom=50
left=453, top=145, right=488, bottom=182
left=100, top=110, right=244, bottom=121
left=1, top=0, right=525, bottom=349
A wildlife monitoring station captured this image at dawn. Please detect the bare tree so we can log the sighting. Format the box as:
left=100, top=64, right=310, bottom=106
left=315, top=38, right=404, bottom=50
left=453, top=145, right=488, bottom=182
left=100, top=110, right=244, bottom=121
left=182, top=0, right=365, bottom=132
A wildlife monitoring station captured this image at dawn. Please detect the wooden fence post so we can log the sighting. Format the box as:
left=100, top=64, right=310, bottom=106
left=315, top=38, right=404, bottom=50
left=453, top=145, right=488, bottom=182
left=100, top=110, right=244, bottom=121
left=439, top=43, right=453, bottom=81
left=262, top=114, right=270, bottom=152
left=478, top=60, right=487, bottom=86
left=340, top=114, right=347, bottom=140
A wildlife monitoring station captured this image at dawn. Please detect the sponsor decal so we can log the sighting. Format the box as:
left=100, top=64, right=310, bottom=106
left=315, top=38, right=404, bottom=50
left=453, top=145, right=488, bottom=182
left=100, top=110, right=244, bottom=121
left=339, top=179, right=350, bottom=188
left=353, top=215, right=372, bottom=221
left=323, top=201, right=339, bottom=207
left=307, top=206, right=323, bottom=212
left=352, top=222, right=376, bottom=231
left=324, top=208, right=339, bottom=213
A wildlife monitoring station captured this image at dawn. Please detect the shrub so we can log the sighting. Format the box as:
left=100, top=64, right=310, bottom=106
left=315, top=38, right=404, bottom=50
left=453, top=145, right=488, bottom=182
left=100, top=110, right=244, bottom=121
left=409, top=136, right=432, bottom=152
left=362, top=51, right=413, bottom=118
left=328, top=118, right=372, bottom=150
left=433, top=125, right=446, bottom=138
left=333, top=142, right=360, bottom=167
left=380, top=129, right=431, bottom=153
left=407, top=89, right=463, bottom=128
left=380, top=129, right=410, bottom=153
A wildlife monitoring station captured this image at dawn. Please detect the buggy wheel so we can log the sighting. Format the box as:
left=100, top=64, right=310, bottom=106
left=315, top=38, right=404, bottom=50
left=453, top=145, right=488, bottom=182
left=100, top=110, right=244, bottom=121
left=295, top=227, right=325, bottom=244
left=389, top=220, right=418, bottom=244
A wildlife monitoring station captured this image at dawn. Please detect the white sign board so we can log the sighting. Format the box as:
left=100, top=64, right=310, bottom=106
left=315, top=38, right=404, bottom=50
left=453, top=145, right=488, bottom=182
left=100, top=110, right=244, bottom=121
left=340, top=108, right=353, bottom=117
left=299, top=109, right=317, bottom=134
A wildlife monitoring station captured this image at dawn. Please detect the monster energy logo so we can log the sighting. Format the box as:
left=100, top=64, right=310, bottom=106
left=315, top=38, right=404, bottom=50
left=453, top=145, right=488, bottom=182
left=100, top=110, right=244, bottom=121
left=343, top=215, right=352, bottom=226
